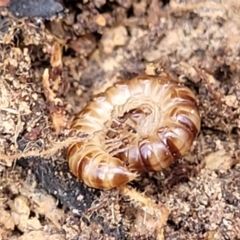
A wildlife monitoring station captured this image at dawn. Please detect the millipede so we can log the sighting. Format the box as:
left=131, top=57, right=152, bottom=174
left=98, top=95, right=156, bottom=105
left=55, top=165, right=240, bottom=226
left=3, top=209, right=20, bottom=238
left=67, top=72, right=201, bottom=190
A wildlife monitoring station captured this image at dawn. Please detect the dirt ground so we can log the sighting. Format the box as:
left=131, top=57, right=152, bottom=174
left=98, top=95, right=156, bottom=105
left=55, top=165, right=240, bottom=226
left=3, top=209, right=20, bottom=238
left=1, top=0, right=240, bottom=239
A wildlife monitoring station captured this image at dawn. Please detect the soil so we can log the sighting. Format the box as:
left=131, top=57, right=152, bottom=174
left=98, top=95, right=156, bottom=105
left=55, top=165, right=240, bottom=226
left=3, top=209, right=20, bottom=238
left=0, top=0, right=240, bottom=239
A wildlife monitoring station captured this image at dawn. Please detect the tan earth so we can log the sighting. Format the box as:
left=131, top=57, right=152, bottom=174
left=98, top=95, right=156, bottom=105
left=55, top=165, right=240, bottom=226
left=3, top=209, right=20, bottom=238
left=0, top=0, right=240, bottom=239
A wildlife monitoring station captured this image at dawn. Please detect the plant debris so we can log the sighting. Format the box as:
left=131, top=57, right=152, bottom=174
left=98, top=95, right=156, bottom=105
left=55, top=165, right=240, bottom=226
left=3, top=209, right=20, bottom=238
left=1, top=0, right=240, bottom=239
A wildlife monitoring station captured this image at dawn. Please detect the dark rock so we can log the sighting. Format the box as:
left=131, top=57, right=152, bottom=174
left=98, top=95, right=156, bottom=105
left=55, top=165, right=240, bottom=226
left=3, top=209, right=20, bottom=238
left=7, top=0, right=64, bottom=18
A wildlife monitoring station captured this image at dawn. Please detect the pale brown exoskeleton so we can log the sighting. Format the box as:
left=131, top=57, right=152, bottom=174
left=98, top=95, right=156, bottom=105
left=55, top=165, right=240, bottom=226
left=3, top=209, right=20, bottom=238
left=67, top=73, right=201, bottom=190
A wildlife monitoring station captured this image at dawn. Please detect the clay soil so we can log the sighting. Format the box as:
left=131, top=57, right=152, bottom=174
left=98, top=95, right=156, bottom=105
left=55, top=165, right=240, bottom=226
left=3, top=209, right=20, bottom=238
left=1, top=0, right=240, bottom=239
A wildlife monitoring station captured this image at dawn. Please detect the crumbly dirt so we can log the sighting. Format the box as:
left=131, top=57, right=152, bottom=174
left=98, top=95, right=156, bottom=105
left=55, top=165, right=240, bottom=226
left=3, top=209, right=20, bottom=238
left=1, top=0, right=240, bottom=239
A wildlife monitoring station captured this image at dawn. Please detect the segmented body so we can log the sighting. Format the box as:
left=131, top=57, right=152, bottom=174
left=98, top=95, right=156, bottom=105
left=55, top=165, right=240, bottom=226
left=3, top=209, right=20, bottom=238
left=67, top=73, right=201, bottom=190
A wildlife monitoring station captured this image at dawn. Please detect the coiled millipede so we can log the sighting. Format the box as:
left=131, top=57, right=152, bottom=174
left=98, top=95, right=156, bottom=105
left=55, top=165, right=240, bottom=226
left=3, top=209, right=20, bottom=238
left=67, top=73, right=201, bottom=190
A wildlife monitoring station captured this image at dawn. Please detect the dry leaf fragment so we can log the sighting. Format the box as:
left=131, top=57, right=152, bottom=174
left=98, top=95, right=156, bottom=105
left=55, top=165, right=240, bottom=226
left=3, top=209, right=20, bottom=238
left=204, top=150, right=236, bottom=170
left=223, top=95, right=238, bottom=108
left=42, top=42, right=68, bottom=133
left=50, top=42, right=62, bottom=68
left=0, top=208, right=15, bottom=230
left=20, top=180, right=64, bottom=230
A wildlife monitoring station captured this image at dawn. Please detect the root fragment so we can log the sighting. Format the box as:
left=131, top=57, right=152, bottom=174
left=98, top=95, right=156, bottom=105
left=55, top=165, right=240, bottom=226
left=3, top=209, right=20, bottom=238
left=120, top=185, right=169, bottom=240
